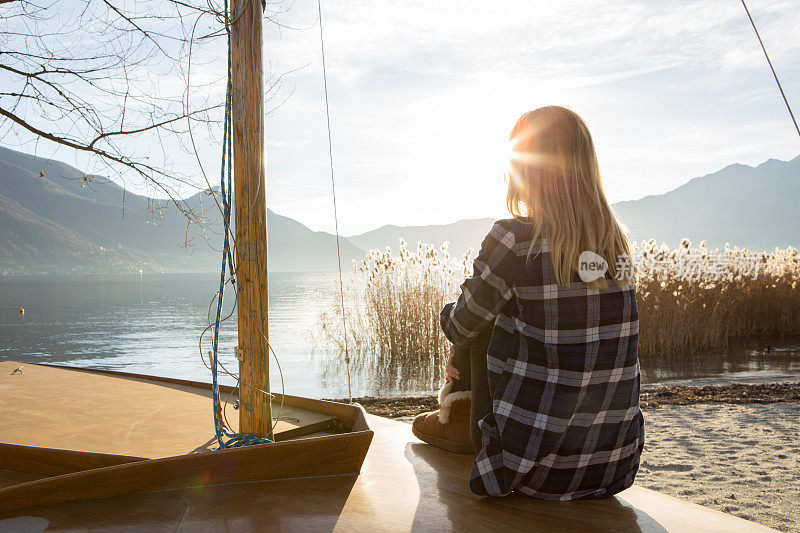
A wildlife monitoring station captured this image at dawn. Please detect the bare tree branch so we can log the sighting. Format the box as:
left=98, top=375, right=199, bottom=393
left=0, top=0, right=303, bottom=254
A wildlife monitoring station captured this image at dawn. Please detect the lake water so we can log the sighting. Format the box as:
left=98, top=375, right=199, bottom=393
left=1, top=273, right=798, bottom=398
left=0, top=273, right=350, bottom=398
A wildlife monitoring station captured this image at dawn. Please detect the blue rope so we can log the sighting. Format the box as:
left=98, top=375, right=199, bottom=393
left=210, top=0, right=272, bottom=450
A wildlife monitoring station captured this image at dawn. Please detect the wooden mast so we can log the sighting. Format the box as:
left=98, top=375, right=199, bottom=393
left=231, top=0, right=272, bottom=438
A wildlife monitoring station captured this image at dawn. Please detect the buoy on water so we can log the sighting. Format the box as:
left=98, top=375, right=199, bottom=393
left=18, top=307, right=24, bottom=315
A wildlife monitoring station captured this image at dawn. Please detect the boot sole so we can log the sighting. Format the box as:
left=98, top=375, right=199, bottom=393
left=411, top=424, right=475, bottom=454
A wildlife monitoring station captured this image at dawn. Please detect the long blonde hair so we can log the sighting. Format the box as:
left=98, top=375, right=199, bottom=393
left=506, top=106, right=631, bottom=289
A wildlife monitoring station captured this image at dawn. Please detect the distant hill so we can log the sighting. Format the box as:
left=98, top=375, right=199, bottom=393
left=0, top=146, right=363, bottom=274
left=347, top=155, right=800, bottom=254
left=348, top=218, right=495, bottom=257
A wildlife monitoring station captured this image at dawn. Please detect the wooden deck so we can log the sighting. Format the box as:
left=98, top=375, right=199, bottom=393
left=0, top=361, right=777, bottom=531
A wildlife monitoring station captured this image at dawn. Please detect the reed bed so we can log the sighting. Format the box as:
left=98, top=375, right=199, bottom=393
left=634, top=238, right=800, bottom=360
left=316, top=240, right=472, bottom=392
left=316, top=238, right=800, bottom=393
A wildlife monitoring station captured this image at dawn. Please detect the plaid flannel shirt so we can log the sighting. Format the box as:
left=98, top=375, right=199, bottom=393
left=440, top=218, right=644, bottom=500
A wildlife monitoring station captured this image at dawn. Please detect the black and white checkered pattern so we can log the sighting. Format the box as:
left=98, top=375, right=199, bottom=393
left=440, top=218, right=644, bottom=500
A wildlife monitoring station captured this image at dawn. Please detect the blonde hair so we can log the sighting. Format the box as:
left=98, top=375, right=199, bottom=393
left=506, top=106, right=631, bottom=289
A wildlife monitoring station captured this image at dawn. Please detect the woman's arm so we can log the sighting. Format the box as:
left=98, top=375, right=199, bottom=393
left=440, top=221, right=517, bottom=347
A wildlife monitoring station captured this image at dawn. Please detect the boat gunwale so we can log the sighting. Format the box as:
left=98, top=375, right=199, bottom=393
left=0, top=442, right=146, bottom=476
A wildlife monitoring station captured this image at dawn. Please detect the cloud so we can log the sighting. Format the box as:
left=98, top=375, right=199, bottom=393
left=254, top=0, right=800, bottom=233
left=3, top=0, right=798, bottom=235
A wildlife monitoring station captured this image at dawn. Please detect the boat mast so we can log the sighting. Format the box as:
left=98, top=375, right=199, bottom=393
left=231, top=0, right=272, bottom=438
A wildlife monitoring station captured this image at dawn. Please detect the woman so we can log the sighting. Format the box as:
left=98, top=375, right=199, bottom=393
left=412, top=106, right=644, bottom=500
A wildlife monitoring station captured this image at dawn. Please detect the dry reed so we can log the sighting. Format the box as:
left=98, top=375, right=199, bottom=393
left=316, top=238, right=800, bottom=393
left=316, top=240, right=472, bottom=393
left=634, top=238, right=800, bottom=360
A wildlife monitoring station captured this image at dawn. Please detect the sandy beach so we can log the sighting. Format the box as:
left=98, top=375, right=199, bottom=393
left=636, top=402, right=799, bottom=533
left=338, top=382, right=800, bottom=533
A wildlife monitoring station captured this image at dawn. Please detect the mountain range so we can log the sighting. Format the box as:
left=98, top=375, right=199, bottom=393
left=1, top=145, right=797, bottom=274
left=348, top=155, right=800, bottom=255
left=0, top=146, right=362, bottom=274
left=613, top=156, right=800, bottom=250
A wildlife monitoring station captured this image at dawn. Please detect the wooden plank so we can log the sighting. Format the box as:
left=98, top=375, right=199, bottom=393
left=0, top=414, right=773, bottom=531
left=0, top=470, right=45, bottom=490
left=272, top=417, right=336, bottom=442
left=231, top=0, right=271, bottom=438
left=0, top=408, right=373, bottom=513
left=0, top=443, right=143, bottom=476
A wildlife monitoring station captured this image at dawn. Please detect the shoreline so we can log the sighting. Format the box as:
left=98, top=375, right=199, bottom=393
left=327, top=381, right=800, bottom=418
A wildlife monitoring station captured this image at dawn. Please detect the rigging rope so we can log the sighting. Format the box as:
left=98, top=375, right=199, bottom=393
left=317, top=0, right=353, bottom=403
left=740, top=0, right=800, bottom=140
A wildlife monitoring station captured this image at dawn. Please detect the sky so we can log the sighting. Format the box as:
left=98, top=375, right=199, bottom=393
left=3, top=0, right=800, bottom=235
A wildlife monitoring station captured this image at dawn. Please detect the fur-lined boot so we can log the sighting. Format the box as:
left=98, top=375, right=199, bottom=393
left=411, top=380, right=473, bottom=454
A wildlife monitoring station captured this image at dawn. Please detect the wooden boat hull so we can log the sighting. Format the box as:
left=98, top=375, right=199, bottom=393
left=0, top=361, right=372, bottom=512
left=0, top=424, right=372, bottom=513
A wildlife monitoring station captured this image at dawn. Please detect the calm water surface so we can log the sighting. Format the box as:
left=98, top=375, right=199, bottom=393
left=0, top=273, right=348, bottom=397
left=1, top=273, right=798, bottom=398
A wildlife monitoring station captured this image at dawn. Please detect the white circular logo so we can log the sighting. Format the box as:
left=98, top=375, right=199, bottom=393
left=578, top=251, right=608, bottom=283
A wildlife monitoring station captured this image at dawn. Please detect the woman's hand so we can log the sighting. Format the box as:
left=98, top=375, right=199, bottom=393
left=445, top=344, right=461, bottom=382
